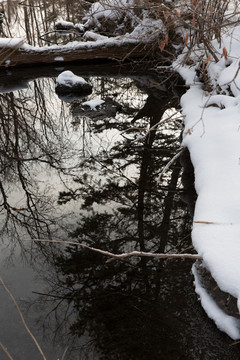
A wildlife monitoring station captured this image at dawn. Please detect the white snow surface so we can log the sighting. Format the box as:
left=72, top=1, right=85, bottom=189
left=56, top=71, right=89, bottom=87
left=181, top=77, right=240, bottom=306
left=54, top=56, right=64, bottom=61
left=83, top=0, right=135, bottom=25
left=192, top=263, right=240, bottom=340
left=0, top=37, right=24, bottom=48
left=82, top=98, right=105, bottom=111
left=55, top=20, right=74, bottom=28
left=177, top=22, right=240, bottom=337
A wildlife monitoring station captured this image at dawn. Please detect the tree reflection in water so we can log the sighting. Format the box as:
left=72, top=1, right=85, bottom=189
left=2, top=70, right=235, bottom=360
left=0, top=77, right=76, bottom=244
left=28, top=73, right=196, bottom=359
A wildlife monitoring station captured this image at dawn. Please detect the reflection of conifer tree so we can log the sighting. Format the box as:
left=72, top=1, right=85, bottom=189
left=37, top=77, right=196, bottom=358
left=48, top=248, right=194, bottom=360
left=60, top=76, right=191, bottom=255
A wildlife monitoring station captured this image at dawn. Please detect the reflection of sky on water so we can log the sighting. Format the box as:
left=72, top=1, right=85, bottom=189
left=0, top=74, right=159, bottom=359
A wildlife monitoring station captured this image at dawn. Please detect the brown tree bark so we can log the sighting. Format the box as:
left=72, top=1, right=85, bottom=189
left=0, top=40, right=149, bottom=68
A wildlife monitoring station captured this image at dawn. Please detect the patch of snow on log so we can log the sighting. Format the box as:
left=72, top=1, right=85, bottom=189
left=54, top=56, right=64, bottom=61
left=0, top=38, right=24, bottom=48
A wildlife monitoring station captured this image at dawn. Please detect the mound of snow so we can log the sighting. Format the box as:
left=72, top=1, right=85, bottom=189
left=55, top=71, right=92, bottom=96
left=82, top=98, right=105, bottom=111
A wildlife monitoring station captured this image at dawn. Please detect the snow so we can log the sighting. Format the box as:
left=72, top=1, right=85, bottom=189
left=82, top=98, right=105, bottom=111
left=56, top=71, right=89, bottom=87
left=192, top=263, right=240, bottom=340
left=126, top=18, right=164, bottom=41
left=0, top=38, right=24, bottom=48
left=55, top=20, right=74, bottom=28
left=83, top=31, right=109, bottom=42
left=180, top=76, right=240, bottom=309
left=54, top=56, right=64, bottom=61
left=21, top=35, right=140, bottom=53
left=176, top=18, right=240, bottom=339
left=83, top=0, right=135, bottom=27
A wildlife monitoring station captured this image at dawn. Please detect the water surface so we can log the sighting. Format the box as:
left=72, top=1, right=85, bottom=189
left=0, top=64, right=239, bottom=360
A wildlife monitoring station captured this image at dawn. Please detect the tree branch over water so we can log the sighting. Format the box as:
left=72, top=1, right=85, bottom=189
left=32, top=238, right=202, bottom=262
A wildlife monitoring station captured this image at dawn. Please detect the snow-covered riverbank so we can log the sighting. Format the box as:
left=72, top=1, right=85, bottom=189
left=175, top=22, right=240, bottom=339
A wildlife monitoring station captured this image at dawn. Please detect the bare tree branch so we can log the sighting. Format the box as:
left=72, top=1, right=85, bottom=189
left=0, top=277, right=47, bottom=360
left=0, top=342, right=14, bottom=360
left=32, top=239, right=202, bottom=261
left=158, top=147, right=185, bottom=181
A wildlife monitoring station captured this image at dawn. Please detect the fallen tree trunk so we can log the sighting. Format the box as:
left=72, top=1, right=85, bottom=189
left=0, top=38, right=152, bottom=69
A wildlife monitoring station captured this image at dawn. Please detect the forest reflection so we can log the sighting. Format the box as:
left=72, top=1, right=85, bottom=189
left=0, top=71, right=195, bottom=359
left=0, top=0, right=87, bottom=46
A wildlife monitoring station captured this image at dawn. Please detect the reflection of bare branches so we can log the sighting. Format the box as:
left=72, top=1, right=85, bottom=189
left=0, top=276, right=47, bottom=360
left=0, top=341, right=14, bottom=360
left=0, top=81, right=76, bottom=241
left=60, top=346, right=69, bottom=360
left=19, top=0, right=42, bottom=8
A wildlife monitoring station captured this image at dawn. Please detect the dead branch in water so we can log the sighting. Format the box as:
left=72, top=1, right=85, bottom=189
left=0, top=276, right=47, bottom=360
left=32, top=238, right=202, bottom=262
left=0, top=342, right=14, bottom=360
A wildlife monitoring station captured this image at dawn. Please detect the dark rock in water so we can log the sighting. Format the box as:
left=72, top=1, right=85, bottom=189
left=57, top=93, right=86, bottom=103
left=56, top=83, right=92, bottom=96
left=55, top=70, right=92, bottom=96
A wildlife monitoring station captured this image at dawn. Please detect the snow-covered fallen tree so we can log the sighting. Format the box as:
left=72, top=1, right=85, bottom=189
left=0, top=0, right=179, bottom=67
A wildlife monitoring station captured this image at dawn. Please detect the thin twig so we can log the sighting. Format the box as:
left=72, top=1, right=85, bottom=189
left=194, top=220, right=235, bottom=225
left=31, top=238, right=202, bottom=261
left=0, top=342, right=14, bottom=360
left=158, top=147, right=185, bottom=180
left=61, top=346, right=69, bottom=360
left=0, top=277, right=47, bottom=360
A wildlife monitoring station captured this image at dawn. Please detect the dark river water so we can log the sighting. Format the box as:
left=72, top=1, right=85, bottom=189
left=0, top=63, right=240, bottom=359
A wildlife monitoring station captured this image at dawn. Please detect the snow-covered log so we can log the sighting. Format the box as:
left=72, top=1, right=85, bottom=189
left=0, top=38, right=150, bottom=68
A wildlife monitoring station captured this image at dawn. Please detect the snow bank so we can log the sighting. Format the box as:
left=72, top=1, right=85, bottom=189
left=180, top=78, right=240, bottom=312
left=192, top=263, right=240, bottom=340
left=177, top=22, right=240, bottom=338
